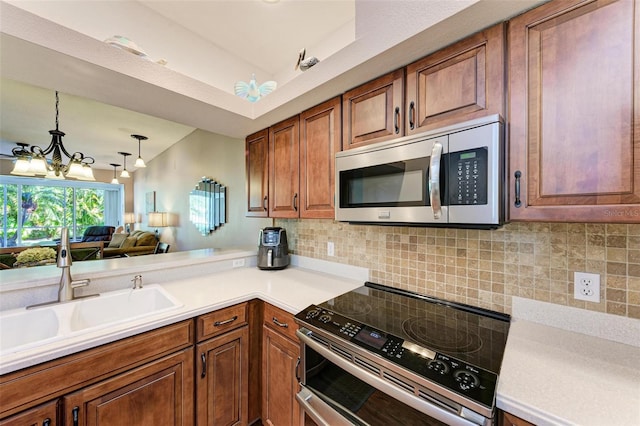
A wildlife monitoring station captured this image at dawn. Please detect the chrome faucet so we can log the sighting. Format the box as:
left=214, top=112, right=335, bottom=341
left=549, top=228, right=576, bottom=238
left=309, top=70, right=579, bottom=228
left=57, top=227, right=91, bottom=302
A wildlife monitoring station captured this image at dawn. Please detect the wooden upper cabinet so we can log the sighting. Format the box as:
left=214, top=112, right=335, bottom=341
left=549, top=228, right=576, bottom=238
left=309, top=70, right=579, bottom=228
left=245, top=129, right=269, bottom=217
left=405, top=23, right=505, bottom=135
left=269, top=116, right=300, bottom=218
left=508, top=0, right=640, bottom=222
left=342, top=69, right=405, bottom=149
left=300, top=96, right=342, bottom=218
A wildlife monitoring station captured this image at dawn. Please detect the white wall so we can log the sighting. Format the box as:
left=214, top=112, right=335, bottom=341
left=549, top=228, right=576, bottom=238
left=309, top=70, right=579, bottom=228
left=132, top=129, right=271, bottom=251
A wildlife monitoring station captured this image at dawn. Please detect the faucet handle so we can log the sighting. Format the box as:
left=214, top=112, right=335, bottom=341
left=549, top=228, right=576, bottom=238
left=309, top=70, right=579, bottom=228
left=71, top=278, right=90, bottom=289
left=132, top=274, right=143, bottom=289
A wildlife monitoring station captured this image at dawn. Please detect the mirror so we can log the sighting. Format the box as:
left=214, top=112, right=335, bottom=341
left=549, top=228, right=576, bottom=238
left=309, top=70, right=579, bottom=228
left=189, top=177, right=226, bottom=235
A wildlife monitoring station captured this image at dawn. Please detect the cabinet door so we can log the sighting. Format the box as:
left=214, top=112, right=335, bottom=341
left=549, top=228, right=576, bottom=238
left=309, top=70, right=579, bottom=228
left=269, top=116, right=300, bottom=218
left=261, top=326, right=300, bottom=426
left=405, top=23, right=505, bottom=134
left=509, top=0, right=640, bottom=222
left=0, top=400, right=59, bottom=426
left=502, top=411, right=535, bottom=426
left=62, top=348, right=194, bottom=426
left=196, top=326, right=249, bottom=426
left=246, top=129, right=269, bottom=217
left=342, top=69, right=404, bottom=149
left=300, top=96, right=342, bottom=218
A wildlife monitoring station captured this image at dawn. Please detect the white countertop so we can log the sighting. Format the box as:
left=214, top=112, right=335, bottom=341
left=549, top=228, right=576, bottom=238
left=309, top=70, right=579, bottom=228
left=0, top=255, right=366, bottom=375
left=3, top=253, right=640, bottom=425
left=498, top=297, right=640, bottom=426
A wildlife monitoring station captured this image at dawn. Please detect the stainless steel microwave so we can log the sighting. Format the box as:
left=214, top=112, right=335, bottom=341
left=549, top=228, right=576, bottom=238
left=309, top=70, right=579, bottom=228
left=336, top=115, right=505, bottom=228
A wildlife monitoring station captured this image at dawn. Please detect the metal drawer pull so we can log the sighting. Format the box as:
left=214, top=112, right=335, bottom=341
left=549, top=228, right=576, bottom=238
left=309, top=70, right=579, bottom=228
left=514, top=170, right=522, bottom=207
left=72, top=407, right=79, bottom=426
left=394, top=106, right=400, bottom=134
left=272, top=317, right=289, bottom=328
left=409, top=101, right=415, bottom=130
left=214, top=315, right=238, bottom=326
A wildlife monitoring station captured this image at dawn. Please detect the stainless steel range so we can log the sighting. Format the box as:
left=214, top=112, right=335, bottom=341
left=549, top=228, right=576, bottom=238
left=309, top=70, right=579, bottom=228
left=294, top=282, right=510, bottom=426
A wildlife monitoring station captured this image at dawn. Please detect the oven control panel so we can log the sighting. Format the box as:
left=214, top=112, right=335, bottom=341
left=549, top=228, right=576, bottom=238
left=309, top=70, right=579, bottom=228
left=296, top=305, right=498, bottom=408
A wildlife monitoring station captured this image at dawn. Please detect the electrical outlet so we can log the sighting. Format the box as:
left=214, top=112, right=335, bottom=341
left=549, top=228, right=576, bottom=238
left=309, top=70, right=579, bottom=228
left=232, top=258, right=245, bottom=268
left=327, top=242, right=335, bottom=257
left=574, top=272, right=600, bottom=303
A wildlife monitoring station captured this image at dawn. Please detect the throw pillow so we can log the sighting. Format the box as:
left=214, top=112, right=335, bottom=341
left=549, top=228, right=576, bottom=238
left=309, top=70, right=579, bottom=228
left=108, top=233, right=128, bottom=248
left=120, top=236, right=138, bottom=249
left=136, top=233, right=157, bottom=247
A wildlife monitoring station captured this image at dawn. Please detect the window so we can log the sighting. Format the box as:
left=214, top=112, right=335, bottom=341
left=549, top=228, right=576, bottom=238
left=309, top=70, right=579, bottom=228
left=0, top=176, right=123, bottom=247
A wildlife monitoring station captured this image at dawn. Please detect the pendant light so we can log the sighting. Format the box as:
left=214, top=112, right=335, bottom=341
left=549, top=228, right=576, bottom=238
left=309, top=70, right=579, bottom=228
left=110, top=163, right=121, bottom=184
left=118, top=152, right=131, bottom=178
left=11, top=91, right=95, bottom=180
left=132, top=134, right=147, bottom=168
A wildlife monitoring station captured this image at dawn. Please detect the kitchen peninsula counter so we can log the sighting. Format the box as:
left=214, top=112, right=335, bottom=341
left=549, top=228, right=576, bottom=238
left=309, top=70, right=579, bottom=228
left=0, top=252, right=366, bottom=374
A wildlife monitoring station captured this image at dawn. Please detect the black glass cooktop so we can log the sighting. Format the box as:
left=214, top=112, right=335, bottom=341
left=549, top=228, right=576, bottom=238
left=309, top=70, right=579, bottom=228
left=318, top=282, right=511, bottom=374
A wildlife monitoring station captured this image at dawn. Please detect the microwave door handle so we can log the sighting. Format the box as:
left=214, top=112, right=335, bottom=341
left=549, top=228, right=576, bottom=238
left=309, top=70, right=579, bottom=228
left=429, top=142, right=443, bottom=219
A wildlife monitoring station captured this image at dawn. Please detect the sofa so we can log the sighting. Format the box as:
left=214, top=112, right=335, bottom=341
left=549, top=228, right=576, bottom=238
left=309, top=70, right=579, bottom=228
left=103, top=230, right=158, bottom=258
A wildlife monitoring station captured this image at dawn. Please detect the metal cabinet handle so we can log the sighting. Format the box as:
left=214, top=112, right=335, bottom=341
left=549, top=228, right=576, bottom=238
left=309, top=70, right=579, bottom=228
left=394, top=106, right=400, bottom=134
left=272, top=317, right=289, bottom=328
left=514, top=171, right=522, bottom=207
left=429, top=142, right=443, bottom=219
left=43, top=419, right=51, bottom=426
left=293, top=193, right=298, bottom=211
left=263, top=196, right=268, bottom=211
left=214, top=315, right=238, bottom=326
left=72, top=407, right=79, bottom=426
left=295, top=356, right=301, bottom=382
left=409, top=101, right=415, bottom=130
left=201, top=352, right=207, bottom=378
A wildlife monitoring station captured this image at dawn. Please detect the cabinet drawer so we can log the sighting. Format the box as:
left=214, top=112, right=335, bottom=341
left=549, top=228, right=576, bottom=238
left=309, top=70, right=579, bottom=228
left=263, top=303, right=298, bottom=342
left=197, top=303, right=247, bottom=342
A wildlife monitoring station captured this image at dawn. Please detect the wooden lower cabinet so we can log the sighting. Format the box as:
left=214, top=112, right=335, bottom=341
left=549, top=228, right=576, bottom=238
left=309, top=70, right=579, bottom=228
left=62, top=348, right=193, bottom=426
left=261, top=325, right=300, bottom=426
left=196, top=325, right=249, bottom=426
left=0, top=400, right=59, bottom=426
left=501, top=411, right=535, bottom=426
left=1, top=301, right=304, bottom=426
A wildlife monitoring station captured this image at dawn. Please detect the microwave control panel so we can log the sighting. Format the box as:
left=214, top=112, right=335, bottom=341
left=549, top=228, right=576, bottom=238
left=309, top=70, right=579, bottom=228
left=448, top=147, right=488, bottom=205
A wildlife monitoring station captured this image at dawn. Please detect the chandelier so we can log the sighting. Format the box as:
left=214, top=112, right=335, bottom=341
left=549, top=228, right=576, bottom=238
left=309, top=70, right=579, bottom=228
left=11, top=91, right=95, bottom=181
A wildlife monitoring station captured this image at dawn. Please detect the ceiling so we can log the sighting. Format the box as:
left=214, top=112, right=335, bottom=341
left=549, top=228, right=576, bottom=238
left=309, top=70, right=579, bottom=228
left=0, top=0, right=545, bottom=170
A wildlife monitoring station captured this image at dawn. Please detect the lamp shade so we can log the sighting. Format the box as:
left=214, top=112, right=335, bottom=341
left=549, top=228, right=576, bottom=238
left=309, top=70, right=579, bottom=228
left=124, top=212, right=137, bottom=224
left=148, top=212, right=168, bottom=227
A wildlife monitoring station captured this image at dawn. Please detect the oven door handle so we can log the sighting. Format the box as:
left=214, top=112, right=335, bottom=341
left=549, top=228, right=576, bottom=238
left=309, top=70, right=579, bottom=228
left=296, top=386, right=364, bottom=426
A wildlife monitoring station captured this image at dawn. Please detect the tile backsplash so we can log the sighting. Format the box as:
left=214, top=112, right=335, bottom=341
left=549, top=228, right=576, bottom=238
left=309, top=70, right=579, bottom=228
left=275, top=219, right=640, bottom=319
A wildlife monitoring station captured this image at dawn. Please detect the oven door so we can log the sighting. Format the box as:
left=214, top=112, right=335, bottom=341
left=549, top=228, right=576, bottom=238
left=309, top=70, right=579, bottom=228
left=296, top=330, right=491, bottom=426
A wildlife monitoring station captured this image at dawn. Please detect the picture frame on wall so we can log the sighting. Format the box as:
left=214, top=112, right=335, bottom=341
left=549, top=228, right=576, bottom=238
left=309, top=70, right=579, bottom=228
left=145, top=191, right=156, bottom=213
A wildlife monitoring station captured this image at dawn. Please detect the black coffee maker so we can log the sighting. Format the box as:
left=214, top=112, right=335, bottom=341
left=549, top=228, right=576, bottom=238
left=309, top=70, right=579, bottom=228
left=257, top=227, right=290, bottom=270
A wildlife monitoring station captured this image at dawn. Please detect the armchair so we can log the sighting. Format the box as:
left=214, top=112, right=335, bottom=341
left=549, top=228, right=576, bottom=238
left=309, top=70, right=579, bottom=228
left=81, top=226, right=115, bottom=242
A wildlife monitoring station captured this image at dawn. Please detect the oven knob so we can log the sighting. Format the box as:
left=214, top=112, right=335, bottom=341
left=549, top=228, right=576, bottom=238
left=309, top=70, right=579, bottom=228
left=454, top=370, right=480, bottom=391
left=427, top=360, right=449, bottom=375
left=318, top=314, right=332, bottom=323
